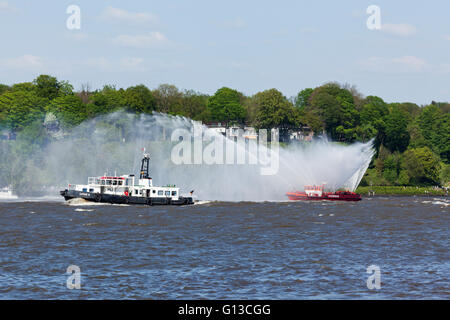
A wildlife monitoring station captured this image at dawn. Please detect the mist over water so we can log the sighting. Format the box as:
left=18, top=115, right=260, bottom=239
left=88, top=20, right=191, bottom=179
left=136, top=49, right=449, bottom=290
left=1, top=112, right=374, bottom=200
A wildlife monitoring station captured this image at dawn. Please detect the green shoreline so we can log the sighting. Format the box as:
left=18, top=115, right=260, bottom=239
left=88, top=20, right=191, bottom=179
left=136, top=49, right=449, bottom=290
left=356, top=186, right=448, bottom=196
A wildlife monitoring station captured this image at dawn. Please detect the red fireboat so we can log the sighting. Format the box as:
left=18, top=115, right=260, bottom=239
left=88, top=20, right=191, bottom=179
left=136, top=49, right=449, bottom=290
left=286, top=184, right=362, bottom=202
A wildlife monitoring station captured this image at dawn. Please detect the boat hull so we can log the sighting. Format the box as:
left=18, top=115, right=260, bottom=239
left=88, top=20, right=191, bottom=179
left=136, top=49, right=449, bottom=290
left=286, top=191, right=362, bottom=202
left=60, top=189, right=194, bottom=206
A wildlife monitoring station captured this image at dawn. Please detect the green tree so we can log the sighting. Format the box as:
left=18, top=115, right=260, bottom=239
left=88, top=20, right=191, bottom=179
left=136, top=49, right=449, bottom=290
left=243, top=95, right=259, bottom=126
left=90, top=85, right=126, bottom=115
left=359, top=96, right=388, bottom=127
left=11, top=82, right=35, bottom=92
left=45, top=95, right=86, bottom=127
left=440, top=163, right=450, bottom=186
left=153, top=84, right=182, bottom=114
left=417, top=105, right=440, bottom=142
left=307, top=83, right=358, bottom=141
left=0, top=90, right=47, bottom=131
left=301, top=109, right=324, bottom=134
left=407, top=122, right=428, bottom=149
left=174, top=90, right=209, bottom=120
left=382, top=153, right=401, bottom=184
left=14, top=120, right=49, bottom=153
left=384, top=106, right=410, bottom=152
left=402, top=147, right=441, bottom=185
left=33, top=75, right=61, bottom=100
left=436, top=113, right=450, bottom=163
left=418, top=105, right=449, bottom=163
left=0, top=84, right=10, bottom=95
left=375, top=144, right=390, bottom=173
left=59, top=81, right=74, bottom=96
left=254, top=89, right=298, bottom=132
left=124, top=85, right=156, bottom=114
left=395, top=102, right=421, bottom=122
left=397, top=170, right=410, bottom=185
left=295, top=88, right=313, bottom=109
left=207, top=87, right=246, bottom=126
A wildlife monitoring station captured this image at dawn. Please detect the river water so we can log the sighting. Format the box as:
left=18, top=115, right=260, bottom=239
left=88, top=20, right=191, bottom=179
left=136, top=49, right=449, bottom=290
left=0, top=197, right=448, bottom=299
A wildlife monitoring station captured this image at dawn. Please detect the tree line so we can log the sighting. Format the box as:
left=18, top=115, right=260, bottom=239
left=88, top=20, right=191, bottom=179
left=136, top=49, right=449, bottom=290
left=0, top=75, right=448, bottom=187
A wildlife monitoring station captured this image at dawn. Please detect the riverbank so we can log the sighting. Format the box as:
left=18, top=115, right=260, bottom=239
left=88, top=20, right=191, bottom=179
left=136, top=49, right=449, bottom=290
left=356, top=186, right=448, bottom=196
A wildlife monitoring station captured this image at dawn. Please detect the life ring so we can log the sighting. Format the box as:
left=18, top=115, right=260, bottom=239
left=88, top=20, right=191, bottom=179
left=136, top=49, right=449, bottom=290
left=95, top=194, right=102, bottom=202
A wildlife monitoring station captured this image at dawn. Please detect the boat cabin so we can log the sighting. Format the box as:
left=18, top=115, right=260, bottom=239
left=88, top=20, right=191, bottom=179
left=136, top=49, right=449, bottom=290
left=304, top=185, right=324, bottom=197
left=68, top=174, right=180, bottom=201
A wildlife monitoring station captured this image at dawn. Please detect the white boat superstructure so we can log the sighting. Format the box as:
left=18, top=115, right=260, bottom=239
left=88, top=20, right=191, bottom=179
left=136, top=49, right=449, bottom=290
left=68, top=174, right=181, bottom=201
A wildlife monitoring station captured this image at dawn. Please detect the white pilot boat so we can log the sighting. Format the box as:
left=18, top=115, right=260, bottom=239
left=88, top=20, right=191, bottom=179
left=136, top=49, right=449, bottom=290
left=60, top=151, right=194, bottom=205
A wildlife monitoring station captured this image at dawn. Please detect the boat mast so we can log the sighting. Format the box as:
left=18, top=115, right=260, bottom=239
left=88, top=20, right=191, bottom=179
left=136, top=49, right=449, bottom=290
left=140, top=150, right=151, bottom=179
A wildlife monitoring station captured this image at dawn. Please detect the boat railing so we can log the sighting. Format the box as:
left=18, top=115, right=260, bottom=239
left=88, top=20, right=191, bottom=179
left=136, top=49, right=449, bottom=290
left=88, top=177, right=101, bottom=185
left=87, top=176, right=132, bottom=187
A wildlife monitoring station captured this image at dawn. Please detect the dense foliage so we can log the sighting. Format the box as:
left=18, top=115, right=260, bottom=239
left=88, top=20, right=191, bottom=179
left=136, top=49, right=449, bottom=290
left=0, top=75, right=448, bottom=188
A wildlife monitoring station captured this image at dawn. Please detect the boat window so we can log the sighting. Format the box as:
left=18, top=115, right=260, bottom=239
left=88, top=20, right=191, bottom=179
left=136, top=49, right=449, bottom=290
left=135, top=190, right=138, bottom=195
left=118, top=181, right=123, bottom=186
left=165, top=191, right=170, bottom=197
left=89, top=189, right=94, bottom=192
left=101, top=180, right=105, bottom=185
left=152, top=190, right=156, bottom=194
left=172, top=191, right=177, bottom=196
left=82, top=188, right=87, bottom=192
left=158, top=190, right=163, bottom=196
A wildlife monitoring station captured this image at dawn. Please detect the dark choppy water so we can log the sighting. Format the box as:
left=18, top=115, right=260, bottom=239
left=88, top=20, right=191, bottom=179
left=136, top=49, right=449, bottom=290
left=0, top=197, right=448, bottom=299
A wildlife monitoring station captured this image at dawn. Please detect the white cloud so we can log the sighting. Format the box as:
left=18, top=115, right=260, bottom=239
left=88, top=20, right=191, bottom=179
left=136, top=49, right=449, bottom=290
left=81, top=57, right=183, bottom=73
left=84, top=57, right=111, bottom=70
left=120, top=57, right=144, bottom=69
left=393, top=56, right=427, bottom=71
left=229, top=61, right=251, bottom=69
left=224, top=17, right=246, bottom=29
left=112, top=32, right=168, bottom=48
left=300, top=27, right=318, bottom=34
left=100, top=6, right=158, bottom=26
left=66, top=33, right=88, bottom=41
left=437, top=63, right=450, bottom=74
left=358, top=56, right=428, bottom=73
left=0, top=55, right=44, bottom=70
left=381, top=23, right=417, bottom=36
left=0, top=1, right=17, bottom=12
left=444, top=35, right=450, bottom=43
left=350, top=9, right=366, bottom=18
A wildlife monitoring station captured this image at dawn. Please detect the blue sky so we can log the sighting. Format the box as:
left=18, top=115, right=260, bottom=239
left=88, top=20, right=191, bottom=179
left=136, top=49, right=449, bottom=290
left=0, top=0, right=449, bottom=105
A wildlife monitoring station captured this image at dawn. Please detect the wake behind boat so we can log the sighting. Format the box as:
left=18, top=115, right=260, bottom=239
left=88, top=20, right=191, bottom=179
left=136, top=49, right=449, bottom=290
left=60, top=151, right=194, bottom=205
left=286, top=184, right=361, bottom=202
